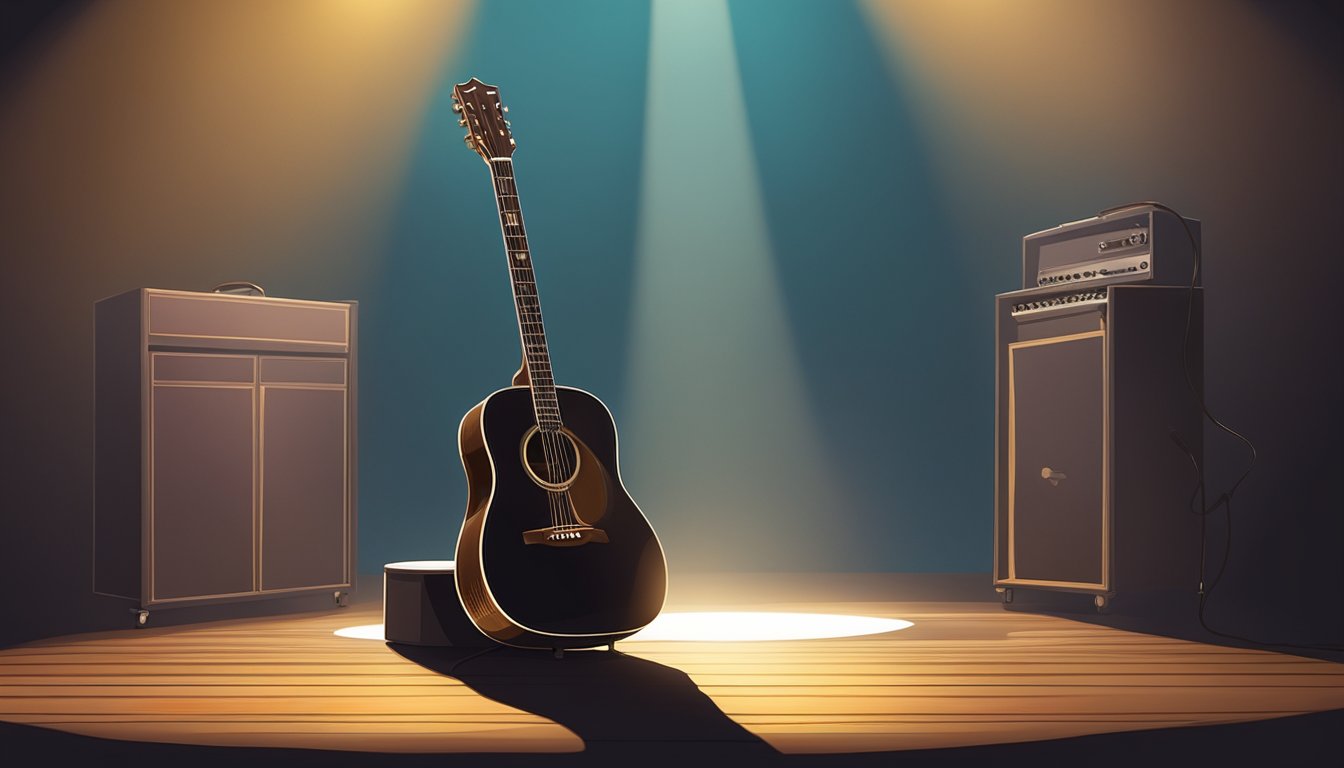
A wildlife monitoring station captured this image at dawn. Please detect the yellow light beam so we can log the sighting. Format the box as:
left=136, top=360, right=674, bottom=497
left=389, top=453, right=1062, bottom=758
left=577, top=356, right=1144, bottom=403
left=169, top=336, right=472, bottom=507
left=0, top=0, right=476, bottom=296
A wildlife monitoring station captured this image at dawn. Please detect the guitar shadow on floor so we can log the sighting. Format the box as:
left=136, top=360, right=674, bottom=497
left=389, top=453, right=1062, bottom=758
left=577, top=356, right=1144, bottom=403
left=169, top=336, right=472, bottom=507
left=389, top=643, right=778, bottom=765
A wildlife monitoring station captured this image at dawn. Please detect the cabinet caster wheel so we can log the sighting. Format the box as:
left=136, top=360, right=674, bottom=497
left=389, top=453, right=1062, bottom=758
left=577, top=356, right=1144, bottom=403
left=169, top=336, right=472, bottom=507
left=1002, top=588, right=1014, bottom=605
left=132, top=609, right=149, bottom=628
left=1094, top=594, right=1109, bottom=612
left=333, top=591, right=349, bottom=607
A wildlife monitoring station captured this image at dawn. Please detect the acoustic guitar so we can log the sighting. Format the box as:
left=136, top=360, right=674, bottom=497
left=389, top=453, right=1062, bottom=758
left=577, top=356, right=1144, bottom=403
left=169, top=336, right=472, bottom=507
left=450, top=78, right=667, bottom=649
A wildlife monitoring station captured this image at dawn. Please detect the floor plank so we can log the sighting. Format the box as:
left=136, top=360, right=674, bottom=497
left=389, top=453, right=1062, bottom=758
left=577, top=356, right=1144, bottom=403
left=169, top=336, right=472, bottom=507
left=0, top=576, right=1341, bottom=754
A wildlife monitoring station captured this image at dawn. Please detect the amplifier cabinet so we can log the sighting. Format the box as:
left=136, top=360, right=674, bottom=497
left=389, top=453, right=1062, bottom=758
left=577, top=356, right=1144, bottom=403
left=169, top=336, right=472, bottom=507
left=993, top=285, right=1201, bottom=608
left=94, top=288, right=357, bottom=618
left=1021, top=206, right=1199, bottom=290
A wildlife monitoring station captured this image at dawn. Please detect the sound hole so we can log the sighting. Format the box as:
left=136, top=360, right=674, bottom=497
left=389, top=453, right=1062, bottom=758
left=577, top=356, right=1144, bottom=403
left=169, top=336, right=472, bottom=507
left=520, top=426, right=581, bottom=491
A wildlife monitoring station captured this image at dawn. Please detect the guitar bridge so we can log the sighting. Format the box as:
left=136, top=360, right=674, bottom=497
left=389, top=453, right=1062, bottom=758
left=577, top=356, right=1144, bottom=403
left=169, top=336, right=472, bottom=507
left=522, top=526, right=609, bottom=547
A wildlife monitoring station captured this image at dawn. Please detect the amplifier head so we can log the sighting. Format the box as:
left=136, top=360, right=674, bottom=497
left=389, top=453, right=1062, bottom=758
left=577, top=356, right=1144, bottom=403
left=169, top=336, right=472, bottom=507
left=1022, top=205, right=1199, bottom=290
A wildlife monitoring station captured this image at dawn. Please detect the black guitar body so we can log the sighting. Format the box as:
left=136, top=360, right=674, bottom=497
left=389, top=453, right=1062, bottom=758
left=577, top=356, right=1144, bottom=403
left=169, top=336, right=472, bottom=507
left=455, top=386, right=667, bottom=648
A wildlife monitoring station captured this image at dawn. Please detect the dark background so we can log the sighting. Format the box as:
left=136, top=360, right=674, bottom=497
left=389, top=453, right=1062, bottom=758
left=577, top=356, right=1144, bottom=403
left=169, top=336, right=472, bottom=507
left=1, top=0, right=1340, bottom=648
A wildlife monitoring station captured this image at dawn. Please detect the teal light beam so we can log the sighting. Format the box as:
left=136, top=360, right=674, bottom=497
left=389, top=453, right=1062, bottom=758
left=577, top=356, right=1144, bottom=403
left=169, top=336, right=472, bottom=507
left=622, top=0, right=860, bottom=573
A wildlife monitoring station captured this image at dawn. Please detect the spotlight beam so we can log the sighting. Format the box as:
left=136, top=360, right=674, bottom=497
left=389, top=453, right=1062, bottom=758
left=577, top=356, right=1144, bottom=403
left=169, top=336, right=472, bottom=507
left=622, top=0, right=852, bottom=572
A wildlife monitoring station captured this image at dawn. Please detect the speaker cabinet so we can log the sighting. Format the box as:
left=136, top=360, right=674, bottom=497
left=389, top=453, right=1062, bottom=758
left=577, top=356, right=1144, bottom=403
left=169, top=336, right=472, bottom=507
left=994, top=285, right=1202, bottom=609
left=95, top=288, right=358, bottom=620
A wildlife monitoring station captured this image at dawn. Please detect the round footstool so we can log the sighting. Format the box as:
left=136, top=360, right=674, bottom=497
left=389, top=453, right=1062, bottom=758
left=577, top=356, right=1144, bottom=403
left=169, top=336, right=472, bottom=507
left=382, top=561, right=489, bottom=646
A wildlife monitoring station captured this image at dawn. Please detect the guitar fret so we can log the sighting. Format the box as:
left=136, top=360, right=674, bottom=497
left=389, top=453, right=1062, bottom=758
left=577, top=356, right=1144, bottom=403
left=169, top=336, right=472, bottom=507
left=487, top=157, right=566, bottom=427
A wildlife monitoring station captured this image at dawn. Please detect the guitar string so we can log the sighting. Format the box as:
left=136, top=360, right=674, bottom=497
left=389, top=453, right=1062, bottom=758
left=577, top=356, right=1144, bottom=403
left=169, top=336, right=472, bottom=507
left=545, top=433, right=575, bottom=530
left=497, top=159, right=577, bottom=531
left=550, top=431, right=579, bottom=529
left=495, top=160, right=562, bottom=531
left=534, top=348, right=580, bottom=529
left=501, top=160, right=585, bottom=533
left=509, top=161, right=582, bottom=531
left=507, top=162, right=579, bottom=531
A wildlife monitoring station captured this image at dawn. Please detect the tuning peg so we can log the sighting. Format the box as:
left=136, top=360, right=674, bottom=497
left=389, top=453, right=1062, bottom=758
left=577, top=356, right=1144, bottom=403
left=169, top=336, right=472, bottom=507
left=458, top=118, right=468, bottom=127
left=464, top=135, right=474, bottom=147
left=452, top=103, right=462, bottom=113
left=504, top=120, right=511, bottom=127
left=502, top=106, right=509, bottom=114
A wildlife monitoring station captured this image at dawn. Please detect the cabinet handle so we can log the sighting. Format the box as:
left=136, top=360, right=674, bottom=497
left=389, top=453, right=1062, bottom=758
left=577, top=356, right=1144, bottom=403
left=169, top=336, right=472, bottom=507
left=212, top=281, right=266, bottom=297
left=1041, top=467, right=1067, bottom=486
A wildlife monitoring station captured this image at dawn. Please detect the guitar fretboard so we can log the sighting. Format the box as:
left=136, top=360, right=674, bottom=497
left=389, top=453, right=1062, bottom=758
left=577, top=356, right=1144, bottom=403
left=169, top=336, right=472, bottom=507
left=489, top=158, right=561, bottom=431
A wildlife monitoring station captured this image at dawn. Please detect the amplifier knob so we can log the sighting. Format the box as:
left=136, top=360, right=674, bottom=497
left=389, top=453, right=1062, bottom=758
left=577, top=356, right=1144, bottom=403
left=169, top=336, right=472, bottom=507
left=1073, top=273, right=1081, bottom=280
left=1140, top=261, right=1149, bottom=269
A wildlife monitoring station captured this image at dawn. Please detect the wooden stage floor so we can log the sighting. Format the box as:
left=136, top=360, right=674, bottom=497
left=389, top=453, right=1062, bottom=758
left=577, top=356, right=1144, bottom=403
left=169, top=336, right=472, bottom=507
left=1, top=574, right=1341, bottom=761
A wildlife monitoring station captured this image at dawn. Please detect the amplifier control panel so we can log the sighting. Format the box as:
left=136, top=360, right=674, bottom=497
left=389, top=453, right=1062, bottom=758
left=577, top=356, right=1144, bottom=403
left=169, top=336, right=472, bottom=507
left=1010, top=287, right=1108, bottom=317
left=1038, top=255, right=1150, bottom=286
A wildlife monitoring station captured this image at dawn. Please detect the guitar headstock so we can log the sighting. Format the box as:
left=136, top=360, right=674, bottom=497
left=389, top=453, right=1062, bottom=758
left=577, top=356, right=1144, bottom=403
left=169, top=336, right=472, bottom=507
left=452, top=77, right=514, bottom=162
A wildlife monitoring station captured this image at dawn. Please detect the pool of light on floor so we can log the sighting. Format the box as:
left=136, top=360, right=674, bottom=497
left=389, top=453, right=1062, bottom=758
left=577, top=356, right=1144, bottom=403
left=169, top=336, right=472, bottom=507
left=335, top=612, right=913, bottom=642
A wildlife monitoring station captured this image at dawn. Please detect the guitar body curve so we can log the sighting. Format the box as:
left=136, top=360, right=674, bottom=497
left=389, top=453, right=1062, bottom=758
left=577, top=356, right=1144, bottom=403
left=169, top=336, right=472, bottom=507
left=455, top=385, right=667, bottom=648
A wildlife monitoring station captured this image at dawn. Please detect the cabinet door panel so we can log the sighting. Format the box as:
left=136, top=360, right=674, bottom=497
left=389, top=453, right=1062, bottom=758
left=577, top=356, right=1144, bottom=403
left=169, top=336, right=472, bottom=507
left=261, top=386, right=347, bottom=590
left=1010, top=333, right=1106, bottom=587
left=152, top=385, right=255, bottom=601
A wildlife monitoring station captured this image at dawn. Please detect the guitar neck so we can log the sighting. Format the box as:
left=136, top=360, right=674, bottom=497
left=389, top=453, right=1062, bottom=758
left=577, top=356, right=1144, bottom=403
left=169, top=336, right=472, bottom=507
left=489, top=158, right=561, bottom=430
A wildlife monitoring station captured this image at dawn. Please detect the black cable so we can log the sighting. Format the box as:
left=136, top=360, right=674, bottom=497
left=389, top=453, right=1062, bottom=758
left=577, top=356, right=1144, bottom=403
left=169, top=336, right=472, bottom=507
left=1103, top=200, right=1341, bottom=653
left=1171, top=431, right=1341, bottom=652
